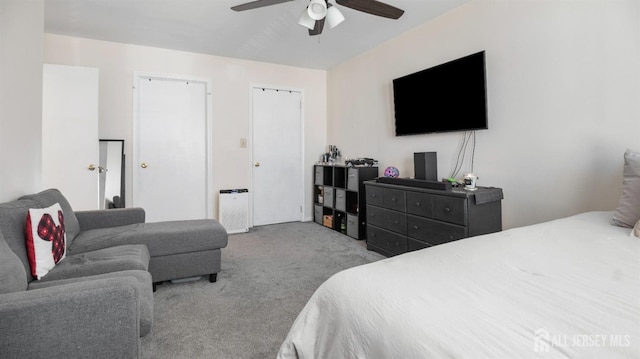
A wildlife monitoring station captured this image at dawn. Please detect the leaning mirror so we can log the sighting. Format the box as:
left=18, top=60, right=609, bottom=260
left=99, top=139, right=125, bottom=209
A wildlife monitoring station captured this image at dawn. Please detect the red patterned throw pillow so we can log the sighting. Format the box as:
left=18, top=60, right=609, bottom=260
left=25, top=203, right=67, bottom=279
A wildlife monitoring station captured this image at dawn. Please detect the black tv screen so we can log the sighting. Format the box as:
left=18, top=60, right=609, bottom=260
left=393, top=51, right=488, bottom=136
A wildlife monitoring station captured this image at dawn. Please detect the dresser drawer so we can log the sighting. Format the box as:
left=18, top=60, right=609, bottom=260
left=383, top=188, right=406, bottom=212
left=367, top=205, right=407, bottom=235
left=407, top=237, right=431, bottom=252
left=367, top=225, right=407, bottom=255
left=365, top=185, right=384, bottom=206
left=407, top=215, right=466, bottom=245
left=431, top=195, right=467, bottom=225
left=406, top=191, right=433, bottom=217
left=335, top=188, right=346, bottom=211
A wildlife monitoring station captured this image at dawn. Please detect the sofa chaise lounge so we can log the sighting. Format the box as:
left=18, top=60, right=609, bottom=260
left=0, top=188, right=228, bottom=358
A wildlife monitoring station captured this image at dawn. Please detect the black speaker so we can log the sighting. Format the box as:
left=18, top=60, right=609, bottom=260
left=414, top=152, right=437, bottom=181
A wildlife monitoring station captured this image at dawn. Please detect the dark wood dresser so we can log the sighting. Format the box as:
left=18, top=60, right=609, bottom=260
left=364, top=180, right=503, bottom=257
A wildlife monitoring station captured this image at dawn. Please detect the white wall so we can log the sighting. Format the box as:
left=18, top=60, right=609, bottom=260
left=327, top=0, right=640, bottom=229
left=0, top=0, right=44, bottom=202
left=44, top=34, right=327, bottom=220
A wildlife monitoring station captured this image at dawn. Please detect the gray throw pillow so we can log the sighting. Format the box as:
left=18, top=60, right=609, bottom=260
left=612, top=149, right=640, bottom=227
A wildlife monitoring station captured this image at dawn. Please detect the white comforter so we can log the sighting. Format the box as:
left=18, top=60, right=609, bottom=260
left=278, top=212, right=640, bottom=358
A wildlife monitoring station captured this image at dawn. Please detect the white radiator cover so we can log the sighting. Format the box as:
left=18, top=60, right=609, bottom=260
left=219, top=191, right=249, bottom=234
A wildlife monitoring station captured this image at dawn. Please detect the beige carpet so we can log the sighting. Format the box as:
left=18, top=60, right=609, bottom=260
left=141, top=221, right=384, bottom=359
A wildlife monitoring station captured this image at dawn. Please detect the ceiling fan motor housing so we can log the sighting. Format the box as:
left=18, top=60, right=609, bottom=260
left=308, top=0, right=328, bottom=20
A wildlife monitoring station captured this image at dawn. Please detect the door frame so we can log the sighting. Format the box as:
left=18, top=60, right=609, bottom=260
left=132, top=72, right=214, bottom=219
left=248, top=84, right=305, bottom=227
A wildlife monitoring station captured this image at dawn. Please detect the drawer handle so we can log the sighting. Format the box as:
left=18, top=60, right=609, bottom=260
left=394, top=220, right=399, bottom=224
left=371, top=194, right=377, bottom=198
left=386, top=242, right=390, bottom=246
left=371, top=233, right=376, bottom=238
left=415, top=202, right=421, bottom=206
left=370, top=213, right=375, bottom=217
left=445, top=207, right=451, bottom=213
left=413, top=225, right=419, bottom=230
left=391, top=197, right=397, bottom=202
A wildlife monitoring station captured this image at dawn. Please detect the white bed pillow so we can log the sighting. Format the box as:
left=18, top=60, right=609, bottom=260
left=612, top=149, right=640, bottom=228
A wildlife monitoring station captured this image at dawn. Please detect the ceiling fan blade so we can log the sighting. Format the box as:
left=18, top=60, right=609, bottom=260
left=335, top=0, right=404, bottom=19
left=309, top=18, right=325, bottom=36
left=231, top=0, right=294, bottom=12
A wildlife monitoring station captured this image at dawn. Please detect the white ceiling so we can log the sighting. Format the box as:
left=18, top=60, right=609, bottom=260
left=44, top=0, right=470, bottom=70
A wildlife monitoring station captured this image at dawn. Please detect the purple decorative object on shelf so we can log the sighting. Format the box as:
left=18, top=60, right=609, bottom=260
left=384, top=166, right=399, bottom=178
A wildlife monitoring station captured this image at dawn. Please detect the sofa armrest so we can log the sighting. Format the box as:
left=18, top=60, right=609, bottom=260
left=0, top=277, right=141, bottom=358
left=76, top=207, right=146, bottom=231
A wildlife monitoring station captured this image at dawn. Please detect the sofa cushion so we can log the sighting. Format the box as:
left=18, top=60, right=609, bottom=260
left=0, top=231, right=27, bottom=294
left=29, top=270, right=154, bottom=337
left=71, top=219, right=228, bottom=257
left=0, top=198, right=40, bottom=282
left=19, top=189, right=81, bottom=245
left=25, top=203, right=67, bottom=280
left=37, top=244, right=150, bottom=283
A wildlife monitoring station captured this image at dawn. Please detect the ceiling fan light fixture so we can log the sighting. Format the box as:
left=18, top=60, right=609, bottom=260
left=307, top=0, right=328, bottom=20
left=298, top=8, right=316, bottom=30
left=326, top=6, right=345, bottom=29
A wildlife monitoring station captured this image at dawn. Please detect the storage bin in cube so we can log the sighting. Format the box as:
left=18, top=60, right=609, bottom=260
left=323, top=215, right=333, bottom=228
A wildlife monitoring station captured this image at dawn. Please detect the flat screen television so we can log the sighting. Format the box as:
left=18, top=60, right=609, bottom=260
left=392, top=51, right=488, bottom=136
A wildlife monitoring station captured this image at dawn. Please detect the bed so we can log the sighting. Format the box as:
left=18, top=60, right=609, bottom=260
left=277, top=211, right=640, bottom=358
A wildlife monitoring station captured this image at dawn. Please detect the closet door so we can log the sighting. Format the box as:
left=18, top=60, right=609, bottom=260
left=133, top=75, right=211, bottom=222
left=42, top=64, right=99, bottom=210
left=251, top=87, right=302, bottom=226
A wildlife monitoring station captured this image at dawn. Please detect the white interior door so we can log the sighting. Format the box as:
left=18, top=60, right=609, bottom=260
left=252, top=87, right=302, bottom=226
left=133, top=75, right=211, bottom=222
left=42, top=64, right=99, bottom=210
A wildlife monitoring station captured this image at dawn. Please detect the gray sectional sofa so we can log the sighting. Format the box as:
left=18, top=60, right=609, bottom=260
left=0, top=189, right=228, bottom=358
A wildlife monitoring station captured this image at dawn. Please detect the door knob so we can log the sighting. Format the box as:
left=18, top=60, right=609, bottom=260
left=140, top=162, right=148, bottom=169
left=254, top=162, right=260, bottom=167
left=88, top=164, right=96, bottom=171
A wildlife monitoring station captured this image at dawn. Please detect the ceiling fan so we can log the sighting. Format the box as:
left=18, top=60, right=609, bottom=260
left=231, top=0, right=404, bottom=36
